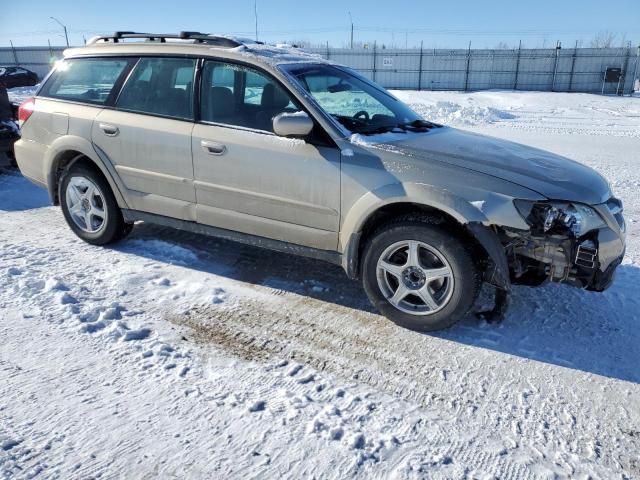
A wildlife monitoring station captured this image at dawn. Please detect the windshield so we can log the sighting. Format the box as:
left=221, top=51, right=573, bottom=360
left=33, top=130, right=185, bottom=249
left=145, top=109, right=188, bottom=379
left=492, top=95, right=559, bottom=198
left=282, top=64, right=433, bottom=135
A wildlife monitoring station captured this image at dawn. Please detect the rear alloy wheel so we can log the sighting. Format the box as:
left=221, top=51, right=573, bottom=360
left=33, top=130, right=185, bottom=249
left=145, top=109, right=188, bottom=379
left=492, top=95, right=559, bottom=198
left=65, top=176, right=109, bottom=235
left=362, top=221, right=480, bottom=332
left=59, top=163, right=132, bottom=245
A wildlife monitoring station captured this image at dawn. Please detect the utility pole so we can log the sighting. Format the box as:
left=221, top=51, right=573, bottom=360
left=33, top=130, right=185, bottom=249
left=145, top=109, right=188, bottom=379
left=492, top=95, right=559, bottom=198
left=50, top=16, right=69, bottom=47
left=254, top=1, right=258, bottom=41
left=349, top=11, right=353, bottom=49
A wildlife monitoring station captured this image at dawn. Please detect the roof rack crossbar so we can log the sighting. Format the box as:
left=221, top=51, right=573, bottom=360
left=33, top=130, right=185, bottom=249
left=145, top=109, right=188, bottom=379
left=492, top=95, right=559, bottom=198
left=87, top=31, right=244, bottom=48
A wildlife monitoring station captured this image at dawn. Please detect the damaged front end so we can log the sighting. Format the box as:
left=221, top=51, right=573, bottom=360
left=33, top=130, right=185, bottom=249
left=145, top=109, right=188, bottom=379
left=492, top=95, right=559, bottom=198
left=504, top=198, right=626, bottom=291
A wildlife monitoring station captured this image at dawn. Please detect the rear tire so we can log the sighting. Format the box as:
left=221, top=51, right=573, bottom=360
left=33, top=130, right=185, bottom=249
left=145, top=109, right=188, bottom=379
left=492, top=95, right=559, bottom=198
left=362, top=220, right=480, bottom=332
left=59, top=162, right=132, bottom=245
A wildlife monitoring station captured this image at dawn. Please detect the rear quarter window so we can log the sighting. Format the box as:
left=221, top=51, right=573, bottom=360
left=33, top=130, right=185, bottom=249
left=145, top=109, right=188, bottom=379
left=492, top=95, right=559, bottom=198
left=40, top=58, right=130, bottom=105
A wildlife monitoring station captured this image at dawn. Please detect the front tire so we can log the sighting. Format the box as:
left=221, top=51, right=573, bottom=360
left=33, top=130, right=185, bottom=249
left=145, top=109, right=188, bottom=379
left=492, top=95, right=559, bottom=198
left=59, top=162, right=132, bottom=245
left=362, top=220, right=480, bottom=332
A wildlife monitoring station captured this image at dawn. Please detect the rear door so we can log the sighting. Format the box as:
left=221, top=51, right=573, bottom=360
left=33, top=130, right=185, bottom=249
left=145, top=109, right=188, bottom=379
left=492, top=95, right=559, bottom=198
left=92, top=57, right=197, bottom=220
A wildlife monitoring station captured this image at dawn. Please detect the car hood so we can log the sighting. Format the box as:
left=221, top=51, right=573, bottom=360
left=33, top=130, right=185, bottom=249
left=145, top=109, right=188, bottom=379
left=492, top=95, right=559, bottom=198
left=363, top=127, right=611, bottom=205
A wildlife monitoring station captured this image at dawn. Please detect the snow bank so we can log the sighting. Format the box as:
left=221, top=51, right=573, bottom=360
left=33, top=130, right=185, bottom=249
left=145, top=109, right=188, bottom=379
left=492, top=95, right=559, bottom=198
left=392, top=90, right=640, bottom=136
left=408, top=99, right=515, bottom=125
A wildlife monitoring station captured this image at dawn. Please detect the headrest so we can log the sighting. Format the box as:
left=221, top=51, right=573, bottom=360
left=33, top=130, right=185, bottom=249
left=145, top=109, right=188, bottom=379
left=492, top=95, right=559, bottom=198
left=261, top=83, right=290, bottom=110
left=209, top=86, right=234, bottom=116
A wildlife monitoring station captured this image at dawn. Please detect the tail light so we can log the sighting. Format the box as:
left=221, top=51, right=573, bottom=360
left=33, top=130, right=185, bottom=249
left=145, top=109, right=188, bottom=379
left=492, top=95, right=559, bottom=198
left=18, top=97, right=35, bottom=124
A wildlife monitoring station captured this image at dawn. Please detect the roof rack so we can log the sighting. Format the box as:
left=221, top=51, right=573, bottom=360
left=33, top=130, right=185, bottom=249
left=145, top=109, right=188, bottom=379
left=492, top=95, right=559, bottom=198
left=87, top=31, right=252, bottom=48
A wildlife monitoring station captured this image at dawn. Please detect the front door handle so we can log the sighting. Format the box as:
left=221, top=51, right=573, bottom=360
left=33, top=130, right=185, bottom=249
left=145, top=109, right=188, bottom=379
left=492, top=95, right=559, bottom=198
left=201, top=140, right=227, bottom=156
left=99, top=123, right=119, bottom=137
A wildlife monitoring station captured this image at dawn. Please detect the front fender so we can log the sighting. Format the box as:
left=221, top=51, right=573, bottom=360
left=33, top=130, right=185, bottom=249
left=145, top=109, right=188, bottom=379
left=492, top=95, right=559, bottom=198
left=44, top=135, right=128, bottom=208
left=340, top=181, right=490, bottom=252
left=340, top=182, right=515, bottom=287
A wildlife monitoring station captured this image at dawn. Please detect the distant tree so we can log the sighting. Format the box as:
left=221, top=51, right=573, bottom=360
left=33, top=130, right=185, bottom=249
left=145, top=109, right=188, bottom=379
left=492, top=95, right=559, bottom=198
left=590, top=31, right=617, bottom=48
left=494, top=41, right=511, bottom=49
left=340, top=40, right=371, bottom=49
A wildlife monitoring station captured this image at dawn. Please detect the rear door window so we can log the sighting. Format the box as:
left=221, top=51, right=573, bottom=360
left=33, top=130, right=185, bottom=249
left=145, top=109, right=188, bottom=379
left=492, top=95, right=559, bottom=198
left=116, top=57, right=197, bottom=120
left=40, top=58, right=130, bottom=105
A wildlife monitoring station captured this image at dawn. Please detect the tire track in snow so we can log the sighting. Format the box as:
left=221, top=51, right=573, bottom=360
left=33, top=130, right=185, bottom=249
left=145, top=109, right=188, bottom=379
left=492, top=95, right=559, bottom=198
left=173, top=290, right=638, bottom=477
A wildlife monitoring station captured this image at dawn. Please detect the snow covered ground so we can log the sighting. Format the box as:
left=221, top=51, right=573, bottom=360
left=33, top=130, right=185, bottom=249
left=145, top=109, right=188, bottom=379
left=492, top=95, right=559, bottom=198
left=1, top=89, right=639, bottom=479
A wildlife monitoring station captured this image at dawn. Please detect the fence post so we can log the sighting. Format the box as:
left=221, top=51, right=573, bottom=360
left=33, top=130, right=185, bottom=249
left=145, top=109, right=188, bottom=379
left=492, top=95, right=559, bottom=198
left=464, top=41, right=472, bottom=91
left=568, top=40, right=578, bottom=92
left=432, top=48, right=436, bottom=90
left=552, top=40, right=561, bottom=92
left=9, top=40, right=20, bottom=66
left=489, top=49, right=495, bottom=89
left=418, top=40, right=423, bottom=91
left=633, top=46, right=640, bottom=95
left=326, top=41, right=330, bottom=60
left=623, top=44, right=633, bottom=95
left=513, top=40, right=522, bottom=90
left=372, top=41, right=377, bottom=82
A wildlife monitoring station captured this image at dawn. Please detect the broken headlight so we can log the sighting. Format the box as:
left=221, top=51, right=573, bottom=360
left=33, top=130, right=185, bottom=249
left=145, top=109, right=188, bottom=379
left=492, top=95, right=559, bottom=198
left=514, top=200, right=606, bottom=237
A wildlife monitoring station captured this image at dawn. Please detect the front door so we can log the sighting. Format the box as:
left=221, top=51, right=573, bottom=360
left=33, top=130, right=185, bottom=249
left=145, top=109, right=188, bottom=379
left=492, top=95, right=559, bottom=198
left=92, top=57, right=197, bottom=220
left=192, top=60, right=340, bottom=250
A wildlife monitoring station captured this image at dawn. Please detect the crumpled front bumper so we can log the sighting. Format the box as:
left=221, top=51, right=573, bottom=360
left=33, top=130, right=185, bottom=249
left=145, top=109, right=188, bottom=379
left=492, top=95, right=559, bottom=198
left=586, top=247, right=624, bottom=291
left=585, top=203, right=626, bottom=292
left=582, top=204, right=626, bottom=291
left=503, top=199, right=626, bottom=292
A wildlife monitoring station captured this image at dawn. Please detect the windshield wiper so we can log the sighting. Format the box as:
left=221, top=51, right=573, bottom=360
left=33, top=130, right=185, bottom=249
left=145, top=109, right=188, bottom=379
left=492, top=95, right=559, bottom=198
left=396, top=119, right=437, bottom=132
left=352, top=124, right=402, bottom=135
left=353, top=120, right=439, bottom=135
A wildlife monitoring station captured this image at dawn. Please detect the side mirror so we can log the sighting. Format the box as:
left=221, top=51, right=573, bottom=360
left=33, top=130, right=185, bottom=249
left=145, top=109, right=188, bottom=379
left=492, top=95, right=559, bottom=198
left=273, top=111, right=314, bottom=138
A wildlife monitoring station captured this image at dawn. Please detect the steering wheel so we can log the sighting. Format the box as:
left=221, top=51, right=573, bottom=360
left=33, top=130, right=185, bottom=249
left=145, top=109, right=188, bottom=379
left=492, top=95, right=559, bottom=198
left=353, top=110, right=370, bottom=122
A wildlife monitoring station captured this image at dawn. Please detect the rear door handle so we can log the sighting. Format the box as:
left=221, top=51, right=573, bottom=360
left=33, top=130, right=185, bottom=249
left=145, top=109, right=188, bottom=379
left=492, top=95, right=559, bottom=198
left=99, top=123, right=119, bottom=137
left=201, top=140, right=227, bottom=156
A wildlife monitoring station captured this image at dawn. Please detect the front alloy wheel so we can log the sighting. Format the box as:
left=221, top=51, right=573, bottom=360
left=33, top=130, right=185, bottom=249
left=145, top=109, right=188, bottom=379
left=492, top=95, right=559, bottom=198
left=376, top=240, right=454, bottom=315
left=362, top=220, right=480, bottom=332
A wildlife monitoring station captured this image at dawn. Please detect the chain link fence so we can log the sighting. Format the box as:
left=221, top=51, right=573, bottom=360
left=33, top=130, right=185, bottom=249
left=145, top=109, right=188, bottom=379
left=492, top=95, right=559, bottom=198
left=2, top=44, right=639, bottom=94
left=308, top=45, right=640, bottom=94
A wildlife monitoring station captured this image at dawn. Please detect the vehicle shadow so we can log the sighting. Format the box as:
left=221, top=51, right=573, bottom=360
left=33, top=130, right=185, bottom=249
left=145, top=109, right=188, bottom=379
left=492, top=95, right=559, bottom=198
left=0, top=168, right=50, bottom=212
left=118, top=222, right=374, bottom=312
left=119, top=222, right=640, bottom=384
left=438, top=265, right=640, bottom=384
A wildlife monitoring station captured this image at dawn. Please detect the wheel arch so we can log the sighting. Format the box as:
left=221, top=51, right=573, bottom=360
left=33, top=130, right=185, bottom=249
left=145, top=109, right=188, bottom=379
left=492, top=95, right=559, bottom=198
left=340, top=183, right=509, bottom=290
left=44, top=135, right=128, bottom=208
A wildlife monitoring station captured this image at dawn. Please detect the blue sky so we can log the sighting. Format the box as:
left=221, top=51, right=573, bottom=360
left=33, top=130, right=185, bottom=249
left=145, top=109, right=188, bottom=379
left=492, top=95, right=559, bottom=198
left=2, top=0, right=639, bottom=48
